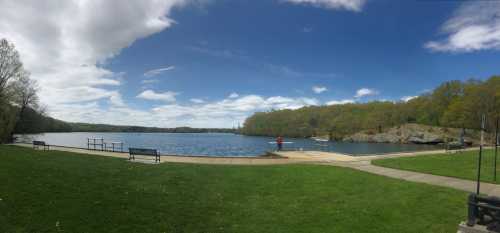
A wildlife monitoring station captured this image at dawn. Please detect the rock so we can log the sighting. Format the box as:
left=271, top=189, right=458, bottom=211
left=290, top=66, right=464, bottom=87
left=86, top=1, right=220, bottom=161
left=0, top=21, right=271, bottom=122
left=407, top=133, right=443, bottom=144
left=342, top=123, right=462, bottom=145
left=372, top=133, right=401, bottom=143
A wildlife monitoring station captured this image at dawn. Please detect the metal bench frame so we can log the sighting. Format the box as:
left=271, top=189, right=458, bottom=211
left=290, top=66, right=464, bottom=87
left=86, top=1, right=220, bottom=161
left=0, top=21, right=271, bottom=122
left=128, top=148, right=160, bottom=163
left=467, top=193, right=500, bottom=232
left=33, top=141, right=50, bottom=150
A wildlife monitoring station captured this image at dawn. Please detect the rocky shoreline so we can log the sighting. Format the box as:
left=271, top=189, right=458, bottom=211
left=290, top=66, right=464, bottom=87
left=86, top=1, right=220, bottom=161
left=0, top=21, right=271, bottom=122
left=341, top=123, right=485, bottom=146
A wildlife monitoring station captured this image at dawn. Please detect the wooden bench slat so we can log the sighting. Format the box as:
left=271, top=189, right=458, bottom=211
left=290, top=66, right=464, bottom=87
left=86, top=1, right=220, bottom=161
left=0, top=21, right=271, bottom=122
left=32, top=141, right=49, bottom=150
left=128, top=148, right=160, bottom=163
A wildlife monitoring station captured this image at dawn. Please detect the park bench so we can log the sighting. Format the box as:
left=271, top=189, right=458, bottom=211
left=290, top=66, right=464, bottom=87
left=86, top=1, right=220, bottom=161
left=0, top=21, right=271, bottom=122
left=446, top=141, right=465, bottom=153
left=128, top=148, right=160, bottom=163
left=33, top=141, right=49, bottom=150
left=467, top=194, right=500, bottom=232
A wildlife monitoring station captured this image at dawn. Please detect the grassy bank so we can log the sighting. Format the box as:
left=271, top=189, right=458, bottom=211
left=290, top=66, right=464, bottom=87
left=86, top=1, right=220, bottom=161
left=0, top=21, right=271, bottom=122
left=0, top=145, right=467, bottom=233
left=373, top=149, right=500, bottom=183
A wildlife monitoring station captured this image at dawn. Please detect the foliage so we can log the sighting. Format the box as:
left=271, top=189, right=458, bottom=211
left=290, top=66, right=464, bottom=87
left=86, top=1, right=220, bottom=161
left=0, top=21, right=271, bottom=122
left=0, top=38, right=32, bottom=142
left=0, top=99, right=16, bottom=142
left=242, top=76, right=500, bottom=139
left=373, top=149, right=499, bottom=184
left=0, top=38, right=24, bottom=98
left=0, top=145, right=466, bottom=233
left=65, top=122, right=236, bottom=133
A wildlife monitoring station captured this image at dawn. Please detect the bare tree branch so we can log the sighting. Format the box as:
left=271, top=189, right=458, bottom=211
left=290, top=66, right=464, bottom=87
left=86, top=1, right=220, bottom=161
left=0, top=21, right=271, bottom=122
left=0, top=38, right=24, bottom=99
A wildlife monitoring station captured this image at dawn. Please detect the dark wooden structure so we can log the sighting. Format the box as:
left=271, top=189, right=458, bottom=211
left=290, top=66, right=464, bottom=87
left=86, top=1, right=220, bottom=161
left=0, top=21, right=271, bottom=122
left=128, top=148, right=160, bottom=163
left=32, top=141, right=49, bottom=150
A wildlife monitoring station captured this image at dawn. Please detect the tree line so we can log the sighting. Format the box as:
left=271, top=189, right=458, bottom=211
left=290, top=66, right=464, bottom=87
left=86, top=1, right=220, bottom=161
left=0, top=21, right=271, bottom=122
left=241, top=77, right=500, bottom=139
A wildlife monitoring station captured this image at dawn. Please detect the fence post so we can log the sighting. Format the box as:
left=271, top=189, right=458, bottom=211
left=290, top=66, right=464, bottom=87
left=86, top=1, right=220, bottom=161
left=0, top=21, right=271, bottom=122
left=476, top=114, right=486, bottom=194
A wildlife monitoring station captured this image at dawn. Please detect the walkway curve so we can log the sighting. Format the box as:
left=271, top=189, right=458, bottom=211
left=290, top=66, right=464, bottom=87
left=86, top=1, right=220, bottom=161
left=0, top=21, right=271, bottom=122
left=319, top=160, right=500, bottom=196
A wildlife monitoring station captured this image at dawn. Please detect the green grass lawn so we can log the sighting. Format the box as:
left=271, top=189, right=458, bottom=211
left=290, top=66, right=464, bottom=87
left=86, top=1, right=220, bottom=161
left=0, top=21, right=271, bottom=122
left=373, top=149, right=500, bottom=184
left=0, top=145, right=467, bottom=233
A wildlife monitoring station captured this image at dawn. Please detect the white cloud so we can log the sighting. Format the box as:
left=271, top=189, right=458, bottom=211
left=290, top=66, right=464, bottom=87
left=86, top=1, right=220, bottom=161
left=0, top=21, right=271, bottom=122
left=312, top=86, right=327, bottom=94
left=264, top=63, right=336, bottom=78
left=0, top=1, right=343, bottom=128
left=401, top=96, right=418, bottom=102
left=142, top=79, right=159, bottom=84
left=326, top=99, right=354, bottom=105
left=190, top=98, right=205, bottom=104
left=425, top=1, right=500, bottom=52
left=151, top=95, right=320, bottom=125
left=354, top=88, right=378, bottom=98
left=109, top=92, right=126, bottom=107
left=143, top=66, right=175, bottom=77
left=137, top=90, right=178, bottom=102
left=302, top=27, right=313, bottom=33
left=51, top=94, right=320, bottom=128
left=283, top=0, right=366, bottom=12
left=228, top=92, right=239, bottom=98
left=0, top=0, right=189, bottom=112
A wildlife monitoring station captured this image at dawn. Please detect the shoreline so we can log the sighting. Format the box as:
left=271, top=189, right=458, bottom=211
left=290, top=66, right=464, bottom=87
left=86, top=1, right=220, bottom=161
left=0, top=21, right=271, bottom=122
left=8, top=142, right=486, bottom=165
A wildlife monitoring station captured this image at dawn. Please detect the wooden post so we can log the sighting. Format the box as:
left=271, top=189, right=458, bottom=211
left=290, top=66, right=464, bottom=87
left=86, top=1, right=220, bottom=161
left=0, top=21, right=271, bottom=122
left=495, top=117, right=499, bottom=182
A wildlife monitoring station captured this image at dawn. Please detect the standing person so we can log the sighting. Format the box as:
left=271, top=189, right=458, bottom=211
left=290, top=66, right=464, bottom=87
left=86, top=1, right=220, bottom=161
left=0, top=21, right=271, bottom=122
left=276, top=136, right=283, bottom=151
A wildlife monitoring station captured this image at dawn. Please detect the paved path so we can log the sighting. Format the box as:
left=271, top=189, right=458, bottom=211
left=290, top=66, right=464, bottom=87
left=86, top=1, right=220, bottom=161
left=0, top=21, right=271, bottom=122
left=274, top=149, right=500, bottom=196
left=10, top=143, right=500, bottom=195
left=319, top=160, right=500, bottom=196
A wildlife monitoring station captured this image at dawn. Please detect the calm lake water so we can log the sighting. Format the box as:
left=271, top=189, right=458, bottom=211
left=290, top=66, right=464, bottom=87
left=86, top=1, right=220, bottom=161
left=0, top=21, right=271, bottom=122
left=16, top=132, right=441, bottom=157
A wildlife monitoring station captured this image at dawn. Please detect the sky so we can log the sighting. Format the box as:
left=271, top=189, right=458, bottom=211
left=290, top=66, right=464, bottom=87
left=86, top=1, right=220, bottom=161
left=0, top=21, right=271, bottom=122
left=1, top=0, right=500, bottom=128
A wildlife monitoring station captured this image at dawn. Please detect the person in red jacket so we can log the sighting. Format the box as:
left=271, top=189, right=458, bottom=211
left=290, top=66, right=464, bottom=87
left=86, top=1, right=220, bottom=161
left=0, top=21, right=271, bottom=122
left=276, top=136, right=283, bottom=151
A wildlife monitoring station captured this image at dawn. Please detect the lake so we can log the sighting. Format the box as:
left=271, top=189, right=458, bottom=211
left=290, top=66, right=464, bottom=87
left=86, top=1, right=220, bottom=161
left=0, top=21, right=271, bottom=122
left=16, top=132, right=442, bottom=157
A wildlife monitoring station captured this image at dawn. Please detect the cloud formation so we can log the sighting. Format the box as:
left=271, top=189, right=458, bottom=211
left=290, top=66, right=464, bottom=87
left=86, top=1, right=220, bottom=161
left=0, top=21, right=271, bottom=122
left=50, top=94, right=319, bottom=128
left=312, top=86, right=327, bottom=94
left=190, top=98, right=205, bottom=104
left=283, top=0, right=366, bottom=11
left=228, top=92, right=239, bottom=98
left=142, top=79, right=160, bottom=84
left=137, top=90, right=178, bottom=102
left=143, top=66, right=175, bottom=77
left=0, top=0, right=187, bottom=111
left=354, top=88, right=378, bottom=98
left=326, top=99, right=354, bottom=105
left=401, top=96, right=417, bottom=102
left=425, top=1, right=500, bottom=52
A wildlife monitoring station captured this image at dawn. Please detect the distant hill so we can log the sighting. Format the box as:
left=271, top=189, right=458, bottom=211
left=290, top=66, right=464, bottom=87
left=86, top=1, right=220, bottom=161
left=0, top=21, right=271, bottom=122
left=14, top=107, right=235, bottom=134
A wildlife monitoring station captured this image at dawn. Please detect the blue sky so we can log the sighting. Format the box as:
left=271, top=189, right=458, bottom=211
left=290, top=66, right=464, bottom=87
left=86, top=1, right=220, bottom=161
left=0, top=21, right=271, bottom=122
left=1, top=0, right=500, bottom=127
